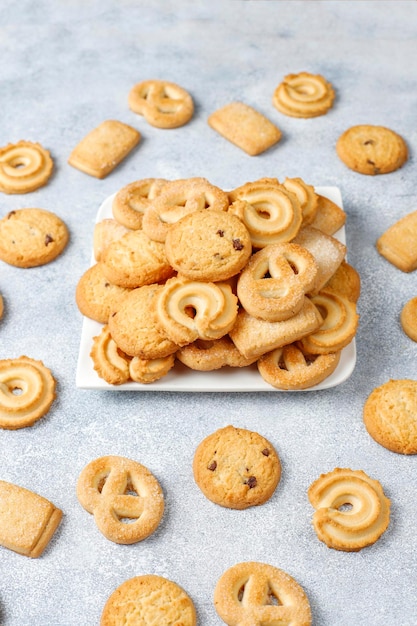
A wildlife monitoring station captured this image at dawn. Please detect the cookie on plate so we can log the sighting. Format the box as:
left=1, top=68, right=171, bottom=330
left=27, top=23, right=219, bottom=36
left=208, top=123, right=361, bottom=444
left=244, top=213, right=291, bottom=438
left=193, top=425, right=281, bottom=509
left=76, top=263, right=131, bottom=323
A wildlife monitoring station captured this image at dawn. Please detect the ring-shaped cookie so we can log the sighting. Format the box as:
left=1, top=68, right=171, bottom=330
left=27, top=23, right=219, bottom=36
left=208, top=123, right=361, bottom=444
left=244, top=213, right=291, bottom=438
left=76, top=455, right=164, bottom=545
left=0, top=141, right=53, bottom=194
left=157, top=277, right=238, bottom=346
left=273, top=72, right=335, bottom=118
left=129, top=354, right=175, bottom=383
left=308, top=468, right=391, bottom=551
left=258, top=343, right=341, bottom=390
left=90, top=325, right=131, bottom=385
left=128, top=79, right=194, bottom=128
left=282, top=177, right=318, bottom=226
left=237, top=243, right=318, bottom=321
left=0, top=356, right=56, bottom=429
left=112, top=178, right=167, bottom=230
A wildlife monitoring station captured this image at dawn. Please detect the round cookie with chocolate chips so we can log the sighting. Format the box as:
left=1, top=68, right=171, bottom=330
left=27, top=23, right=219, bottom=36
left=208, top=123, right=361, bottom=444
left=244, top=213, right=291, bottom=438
left=193, top=425, right=281, bottom=509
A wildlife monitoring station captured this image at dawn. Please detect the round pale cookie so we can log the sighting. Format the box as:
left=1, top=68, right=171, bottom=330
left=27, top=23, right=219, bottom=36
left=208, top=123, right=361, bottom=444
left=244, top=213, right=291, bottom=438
left=363, top=379, right=417, bottom=454
left=77, top=455, right=165, bottom=545
left=401, top=297, right=417, bottom=342
left=177, top=336, right=258, bottom=371
left=0, top=140, right=53, bottom=194
left=165, top=208, right=252, bottom=281
left=336, top=125, right=408, bottom=175
left=0, top=356, right=56, bottom=430
left=76, top=263, right=131, bottom=323
left=193, top=425, right=281, bottom=509
left=128, top=79, right=194, bottom=129
left=112, top=178, right=167, bottom=230
left=273, top=71, right=335, bottom=118
left=93, top=219, right=130, bottom=262
left=323, top=260, right=361, bottom=303
left=0, top=208, right=69, bottom=268
left=214, top=561, right=312, bottom=626
left=100, top=574, right=197, bottom=626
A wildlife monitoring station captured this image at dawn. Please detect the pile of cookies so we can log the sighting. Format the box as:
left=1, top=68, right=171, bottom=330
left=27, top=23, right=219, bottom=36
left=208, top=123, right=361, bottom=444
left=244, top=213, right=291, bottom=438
left=75, top=174, right=361, bottom=389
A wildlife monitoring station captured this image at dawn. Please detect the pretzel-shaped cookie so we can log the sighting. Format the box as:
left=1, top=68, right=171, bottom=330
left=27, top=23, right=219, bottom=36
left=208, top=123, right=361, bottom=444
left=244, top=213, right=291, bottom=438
left=308, top=468, right=391, bottom=551
left=157, top=277, right=238, bottom=346
left=237, top=243, right=318, bottom=322
left=128, top=79, right=194, bottom=128
left=0, top=141, right=54, bottom=194
left=90, top=325, right=131, bottom=385
left=0, top=356, right=56, bottom=430
left=273, top=72, right=335, bottom=118
left=228, top=181, right=302, bottom=248
left=76, top=455, right=164, bottom=544
left=214, top=561, right=312, bottom=626
left=258, top=343, right=341, bottom=390
left=112, top=178, right=167, bottom=230
left=282, top=177, right=318, bottom=226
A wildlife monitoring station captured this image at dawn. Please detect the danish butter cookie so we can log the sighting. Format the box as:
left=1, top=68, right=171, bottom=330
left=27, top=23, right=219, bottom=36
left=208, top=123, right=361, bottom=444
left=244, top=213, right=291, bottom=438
left=0, top=480, right=62, bottom=558
left=93, top=219, right=130, bottom=262
left=0, top=208, right=69, bottom=268
left=308, top=468, right=391, bottom=551
left=376, top=210, right=417, bottom=272
left=0, top=356, right=56, bottom=430
left=336, top=125, right=408, bottom=175
left=273, top=71, right=335, bottom=118
left=90, top=326, right=131, bottom=385
left=129, top=354, right=175, bottom=384
left=282, top=177, right=318, bottom=226
left=208, top=101, right=282, bottom=156
left=214, top=561, right=312, bottom=626
left=165, top=208, right=252, bottom=281
left=68, top=120, right=140, bottom=179
left=193, top=425, right=281, bottom=509
left=77, top=455, right=164, bottom=545
left=0, top=140, right=54, bottom=194
left=324, top=260, right=361, bottom=303
left=309, top=194, right=346, bottom=235
left=112, top=178, right=167, bottom=230
left=101, top=574, right=197, bottom=626
left=363, top=379, right=417, bottom=454
left=401, top=297, right=417, bottom=342
left=128, top=79, right=194, bottom=129
left=177, top=336, right=258, bottom=371
left=76, top=263, right=131, bottom=324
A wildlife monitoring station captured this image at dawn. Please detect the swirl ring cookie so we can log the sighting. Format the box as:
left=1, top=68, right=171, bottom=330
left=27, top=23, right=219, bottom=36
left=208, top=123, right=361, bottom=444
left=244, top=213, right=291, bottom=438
left=112, top=178, right=167, bottom=230
left=214, top=561, right=312, bottom=626
left=401, top=297, right=417, bottom=342
left=0, top=356, right=56, bottom=430
left=128, top=79, right=194, bottom=128
left=177, top=336, right=258, bottom=371
left=193, top=425, right=281, bottom=509
left=101, top=575, right=197, bottom=626
left=77, top=455, right=164, bottom=545
left=90, top=325, right=131, bottom=385
left=363, top=379, right=417, bottom=454
left=282, top=177, right=318, bottom=226
left=308, top=468, right=391, bottom=552
left=273, top=71, right=335, bottom=118
left=129, top=354, right=175, bottom=384
left=0, top=140, right=53, bottom=194
left=336, top=125, right=408, bottom=175
left=237, top=243, right=318, bottom=322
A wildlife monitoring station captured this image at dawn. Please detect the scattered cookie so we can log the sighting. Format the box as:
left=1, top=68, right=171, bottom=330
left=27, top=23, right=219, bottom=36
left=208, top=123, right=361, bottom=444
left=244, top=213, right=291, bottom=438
left=214, top=561, right=312, bottom=626
left=363, top=379, right=417, bottom=454
left=68, top=120, right=140, bottom=179
left=0, top=356, right=56, bottom=430
left=193, top=425, right=281, bottom=509
left=273, top=71, right=335, bottom=118
left=128, top=79, right=194, bottom=129
left=308, top=467, right=391, bottom=551
left=401, top=297, right=417, bottom=342
left=336, top=124, right=408, bottom=175
left=76, top=455, right=164, bottom=544
left=100, top=574, right=197, bottom=626
left=0, top=208, right=69, bottom=268
left=0, top=479, right=62, bottom=558
left=0, top=140, right=53, bottom=194
left=376, top=209, right=417, bottom=272
left=208, top=101, right=282, bottom=156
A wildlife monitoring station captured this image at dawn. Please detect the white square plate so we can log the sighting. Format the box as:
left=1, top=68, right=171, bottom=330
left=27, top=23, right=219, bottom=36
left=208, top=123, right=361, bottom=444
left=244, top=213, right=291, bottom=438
left=76, top=186, right=356, bottom=391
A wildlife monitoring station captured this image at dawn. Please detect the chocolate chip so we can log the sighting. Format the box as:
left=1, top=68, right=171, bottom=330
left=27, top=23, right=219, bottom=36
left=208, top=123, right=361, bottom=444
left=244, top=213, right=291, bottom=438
left=261, top=448, right=270, bottom=456
left=246, top=476, right=257, bottom=488
left=364, top=139, right=374, bottom=145
left=367, top=159, right=376, bottom=166
left=7, top=211, right=16, bottom=219
left=207, top=461, right=217, bottom=471
left=217, top=229, right=225, bottom=237
left=45, top=234, right=54, bottom=246
left=232, top=238, right=244, bottom=251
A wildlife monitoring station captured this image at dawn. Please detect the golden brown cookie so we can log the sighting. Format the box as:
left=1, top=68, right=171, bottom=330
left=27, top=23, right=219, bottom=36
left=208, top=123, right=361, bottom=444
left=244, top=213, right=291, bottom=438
left=208, top=101, right=282, bottom=156
left=112, top=178, right=168, bottom=230
left=0, top=480, right=62, bottom=558
left=93, top=219, right=130, bottom=262
left=273, top=71, right=335, bottom=118
left=376, top=210, right=417, bottom=272
left=336, top=124, right=408, bottom=175
left=363, top=379, right=417, bottom=454
left=68, top=120, right=140, bottom=179
left=323, top=260, right=361, bottom=303
left=75, top=263, right=131, bottom=324
left=309, top=194, right=346, bottom=235
left=129, top=354, right=175, bottom=384
left=77, top=455, right=164, bottom=545
left=214, top=561, right=312, bottom=626
left=0, top=140, right=53, bottom=194
left=308, top=468, right=391, bottom=551
left=128, top=79, right=194, bottom=128
left=0, top=208, right=69, bottom=268
left=0, top=356, right=56, bottom=430
left=193, top=425, right=281, bottom=509
left=176, top=336, right=257, bottom=371
left=90, top=325, right=131, bottom=385
left=100, top=574, right=197, bottom=626
left=401, top=297, right=417, bottom=342
left=282, top=177, right=318, bottom=226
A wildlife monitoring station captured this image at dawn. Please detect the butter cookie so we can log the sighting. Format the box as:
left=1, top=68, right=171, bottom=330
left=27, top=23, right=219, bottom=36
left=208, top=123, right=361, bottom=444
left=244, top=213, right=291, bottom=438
left=112, top=178, right=167, bottom=230
left=177, top=336, right=257, bottom=371
left=90, top=325, right=131, bottom=385
left=93, top=219, right=130, bottom=262
left=76, top=263, right=131, bottom=324
left=376, top=209, right=417, bottom=272
left=401, top=297, right=417, bottom=342
left=128, top=79, right=194, bottom=128
left=273, top=71, right=335, bottom=118
left=0, top=140, right=53, bottom=194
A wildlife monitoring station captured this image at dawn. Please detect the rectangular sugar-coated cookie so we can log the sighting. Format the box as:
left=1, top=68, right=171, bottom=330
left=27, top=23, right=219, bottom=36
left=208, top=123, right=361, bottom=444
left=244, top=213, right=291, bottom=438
left=68, top=120, right=141, bottom=179
left=376, top=210, right=417, bottom=272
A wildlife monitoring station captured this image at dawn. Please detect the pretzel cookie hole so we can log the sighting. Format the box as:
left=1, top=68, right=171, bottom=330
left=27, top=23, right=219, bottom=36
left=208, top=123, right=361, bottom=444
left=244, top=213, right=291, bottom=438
left=237, top=580, right=282, bottom=606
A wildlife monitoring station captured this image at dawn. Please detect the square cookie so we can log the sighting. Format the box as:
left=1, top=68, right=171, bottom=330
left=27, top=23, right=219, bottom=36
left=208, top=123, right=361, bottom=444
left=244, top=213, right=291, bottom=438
left=208, top=101, right=282, bottom=156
